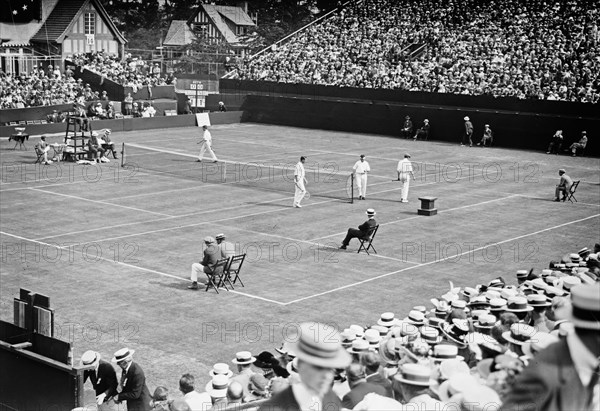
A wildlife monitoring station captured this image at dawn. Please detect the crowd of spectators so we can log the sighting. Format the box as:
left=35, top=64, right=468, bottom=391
left=0, top=66, right=88, bottom=109
left=78, top=244, right=600, bottom=410
left=70, top=51, right=176, bottom=93
left=234, top=0, right=600, bottom=103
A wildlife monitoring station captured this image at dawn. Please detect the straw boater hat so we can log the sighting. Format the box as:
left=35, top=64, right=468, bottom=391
left=419, top=326, right=442, bottom=345
left=347, top=338, right=371, bottom=355
left=394, top=363, right=431, bottom=386
left=502, top=323, right=537, bottom=345
left=473, top=314, right=497, bottom=332
left=112, top=348, right=134, bottom=363
left=429, top=344, right=463, bottom=362
left=289, top=322, right=352, bottom=369
left=570, top=284, right=600, bottom=330
left=413, top=305, right=427, bottom=314
left=80, top=350, right=100, bottom=367
left=209, top=363, right=233, bottom=378
left=370, top=325, right=389, bottom=337
left=562, top=276, right=582, bottom=292
left=516, top=270, right=529, bottom=282
left=339, top=329, right=357, bottom=348
left=366, top=208, right=376, bottom=216
left=349, top=324, right=365, bottom=338
left=363, top=329, right=382, bottom=348
left=403, top=310, right=426, bottom=325
left=489, top=298, right=508, bottom=313
left=426, top=317, right=446, bottom=330
left=526, top=293, right=552, bottom=308
left=441, top=319, right=469, bottom=348
left=464, top=116, right=470, bottom=121
left=206, top=374, right=229, bottom=398
left=377, top=312, right=396, bottom=327
left=232, top=351, right=256, bottom=365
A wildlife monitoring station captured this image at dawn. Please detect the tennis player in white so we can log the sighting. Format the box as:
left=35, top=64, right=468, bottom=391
left=197, top=125, right=218, bottom=162
left=353, top=154, right=370, bottom=200
left=397, top=153, right=415, bottom=203
left=293, top=156, right=307, bottom=208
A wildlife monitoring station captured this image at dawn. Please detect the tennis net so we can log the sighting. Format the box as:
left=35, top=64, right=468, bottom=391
left=122, top=143, right=354, bottom=202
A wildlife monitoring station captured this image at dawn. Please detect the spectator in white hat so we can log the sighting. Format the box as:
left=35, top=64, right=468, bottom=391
left=231, top=351, right=256, bottom=398
left=461, top=116, right=474, bottom=147
left=501, top=284, right=600, bottom=411
left=188, top=236, right=221, bottom=290
left=215, top=233, right=235, bottom=259
left=258, top=322, right=352, bottom=411
left=111, top=348, right=152, bottom=410
left=340, top=209, right=377, bottom=249
left=80, top=350, right=118, bottom=409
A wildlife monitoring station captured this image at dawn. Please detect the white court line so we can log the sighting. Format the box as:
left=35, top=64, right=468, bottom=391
left=307, top=194, right=520, bottom=242
left=0, top=230, right=287, bottom=306
left=284, top=213, right=600, bottom=305
left=29, top=187, right=173, bottom=217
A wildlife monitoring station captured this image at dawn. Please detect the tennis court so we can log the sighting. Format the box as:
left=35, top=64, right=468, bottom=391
left=1, top=122, right=599, bottom=401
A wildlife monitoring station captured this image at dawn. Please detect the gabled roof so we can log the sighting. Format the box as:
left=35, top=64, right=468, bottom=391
left=0, top=0, right=60, bottom=47
left=163, top=20, right=194, bottom=46
left=30, top=0, right=126, bottom=44
left=187, top=4, right=255, bottom=45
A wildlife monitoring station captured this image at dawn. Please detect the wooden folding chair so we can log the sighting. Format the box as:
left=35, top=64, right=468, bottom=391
left=204, top=258, right=230, bottom=293
left=34, top=147, right=45, bottom=164
left=566, top=180, right=580, bottom=203
left=227, top=254, right=247, bottom=287
left=357, top=225, right=379, bottom=255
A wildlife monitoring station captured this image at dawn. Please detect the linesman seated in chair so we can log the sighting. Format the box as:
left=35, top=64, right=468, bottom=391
left=554, top=169, right=573, bottom=202
left=35, top=136, right=52, bottom=165
left=88, top=132, right=108, bottom=163
left=97, top=129, right=118, bottom=159
left=189, top=236, right=220, bottom=290
left=340, top=208, right=377, bottom=249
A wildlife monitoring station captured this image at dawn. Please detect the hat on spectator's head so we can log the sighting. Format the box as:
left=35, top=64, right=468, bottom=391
left=404, top=153, right=411, bottom=158
left=253, top=351, right=275, bottom=369
left=232, top=351, right=255, bottom=365
left=206, top=374, right=229, bottom=398
left=209, top=363, right=233, bottom=378
left=360, top=154, right=365, bottom=158
left=582, top=131, right=587, bottom=135
left=441, top=319, right=469, bottom=348
left=559, top=169, right=566, bottom=174
left=394, top=363, right=431, bottom=386
left=203, top=236, right=215, bottom=244
left=502, top=323, right=536, bottom=345
left=366, top=208, right=376, bottom=216
left=347, top=338, right=370, bottom=355
left=485, top=124, right=490, bottom=127
left=339, top=329, right=356, bottom=348
left=80, top=350, right=100, bottom=367
left=377, top=312, right=396, bottom=327
left=570, top=284, right=600, bottom=330
left=288, top=322, right=351, bottom=369
left=215, top=233, right=226, bottom=240
left=424, top=119, right=429, bottom=122
left=40, top=135, right=46, bottom=140
left=464, top=116, right=470, bottom=121
left=112, top=347, right=134, bottom=363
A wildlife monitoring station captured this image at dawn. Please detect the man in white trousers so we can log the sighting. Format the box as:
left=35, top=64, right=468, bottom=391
left=397, top=153, right=415, bottom=203
left=197, top=125, right=218, bottom=162
left=353, top=154, right=371, bottom=200
left=293, top=156, right=307, bottom=208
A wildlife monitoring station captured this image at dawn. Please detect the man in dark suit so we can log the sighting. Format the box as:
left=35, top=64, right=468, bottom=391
left=361, top=352, right=393, bottom=397
left=112, top=348, right=152, bottom=411
left=342, top=363, right=387, bottom=409
left=80, top=351, right=118, bottom=410
left=340, top=208, right=377, bottom=250
left=501, top=284, right=600, bottom=411
left=258, top=322, right=352, bottom=411
left=189, top=236, right=221, bottom=290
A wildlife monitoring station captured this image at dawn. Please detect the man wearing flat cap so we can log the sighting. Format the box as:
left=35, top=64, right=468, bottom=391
left=340, top=209, right=377, bottom=250
left=80, top=350, right=118, bottom=409
left=189, top=236, right=221, bottom=290
left=501, top=284, right=600, bottom=411
left=353, top=155, right=371, bottom=200
left=258, top=322, right=351, bottom=411
left=554, top=169, right=573, bottom=202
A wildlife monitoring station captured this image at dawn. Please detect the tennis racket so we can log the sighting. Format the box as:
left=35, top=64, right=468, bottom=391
left=304, top=190, right=311, bottom=200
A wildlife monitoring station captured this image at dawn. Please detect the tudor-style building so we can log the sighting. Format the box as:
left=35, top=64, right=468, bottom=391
left=0, top=0, right=126, bottom=75
left=163, top=2, right=256, bottom=58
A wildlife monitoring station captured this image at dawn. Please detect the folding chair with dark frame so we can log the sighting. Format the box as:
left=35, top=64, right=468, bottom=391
left=227, top=254, right=247, bottom=287
left=566, top=180, right=580, bottom=203
left=357, top=225, right=379, bottom=255
left=34, top=148, right=45, bottom=164
left=204, top=258, right=230, bottom=293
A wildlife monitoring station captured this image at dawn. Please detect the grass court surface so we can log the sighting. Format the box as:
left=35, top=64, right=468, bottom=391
left=1, top=123, right=598, bottom=403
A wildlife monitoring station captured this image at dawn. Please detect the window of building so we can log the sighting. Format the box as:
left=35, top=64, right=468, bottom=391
left=84, top=13, right=96, bottom=35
